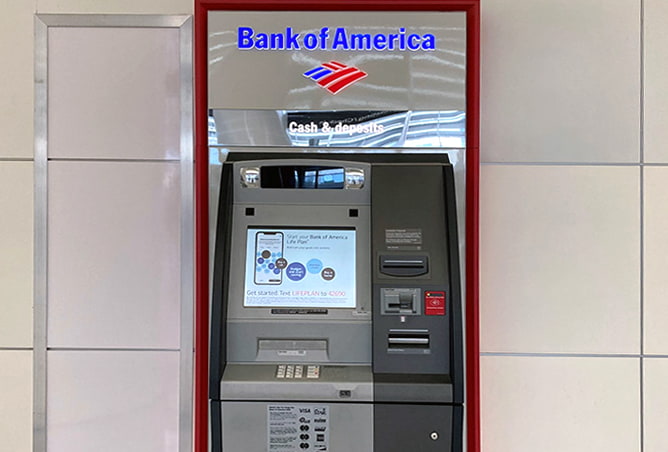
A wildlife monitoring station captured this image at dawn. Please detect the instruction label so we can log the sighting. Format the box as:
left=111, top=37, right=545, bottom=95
left=385, top=228, right=423, bottom=250
left=268, top=405, right=330, bottom=451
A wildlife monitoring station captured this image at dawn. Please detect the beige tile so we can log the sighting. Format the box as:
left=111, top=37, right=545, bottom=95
left=47, top=161, right=181, bottom=349
left=0, top=0, right=34, bottom=158
left=480, top=165, right=640, bottom=354
left=644, top=359, right=668, bottom=452
left=37, top=0, right=192, bottom=13
left=0, top=162, right=33, bottom=347
left=644, top=0, right=668, bottom=163
left=481, top=356, right=640, bottom=452
left=0, top=351, right=33, bottom=452
left=47, top=350, right=179, bottom=451
left=643, top=168, right=668, bottom=354
left=48, top=27, right=181, bottom=160
left=481, top=0, right=640, bottom=163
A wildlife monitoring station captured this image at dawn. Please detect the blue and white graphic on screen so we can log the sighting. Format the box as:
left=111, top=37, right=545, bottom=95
left=244, top=228, right=356, bottom=308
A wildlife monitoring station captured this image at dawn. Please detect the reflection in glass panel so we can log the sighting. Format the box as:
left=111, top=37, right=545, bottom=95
left=209, top=110, right=465, bottom=149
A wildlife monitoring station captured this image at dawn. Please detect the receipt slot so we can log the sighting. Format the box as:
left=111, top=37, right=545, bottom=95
left=210, top=153, right=464, bottom=452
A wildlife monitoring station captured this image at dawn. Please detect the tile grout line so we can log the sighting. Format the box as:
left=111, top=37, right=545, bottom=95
left=480, top=352, right=668, bottom=359
left=47, top=158, right=182, bottom=163
left=639, top=1, right=646, bottom=451
left=46, top=347, right=181, bottom=352
left=480, top=352, right=644, bottom=358
left=480, top=161, right=668, bottom=167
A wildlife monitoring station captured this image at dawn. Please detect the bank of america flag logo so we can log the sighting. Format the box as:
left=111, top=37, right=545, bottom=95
left=303, top=61, right=368, bottom=94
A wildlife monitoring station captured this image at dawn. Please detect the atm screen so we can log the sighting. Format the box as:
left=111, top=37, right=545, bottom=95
left=244, top=228, right=356, bottom=308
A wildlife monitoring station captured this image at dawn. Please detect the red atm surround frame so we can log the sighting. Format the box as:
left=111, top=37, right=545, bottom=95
left=193, top=1, right=480, bottom=451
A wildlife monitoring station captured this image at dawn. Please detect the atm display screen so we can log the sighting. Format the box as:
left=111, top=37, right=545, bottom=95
left=244, top=228, right=356, bottom=308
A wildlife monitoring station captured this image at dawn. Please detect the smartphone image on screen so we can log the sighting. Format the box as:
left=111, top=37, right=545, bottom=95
left=254, top=231, right=284, bottom=285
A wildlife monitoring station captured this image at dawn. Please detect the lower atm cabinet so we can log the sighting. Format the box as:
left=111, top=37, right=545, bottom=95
left=212, top=401, right=463, bottom=452
left=374, top=404, right=463, bottom=452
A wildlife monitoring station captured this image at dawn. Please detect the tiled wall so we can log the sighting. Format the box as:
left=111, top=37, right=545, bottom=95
left=480, top=1, right=667, bottom=452
left=1, top=2, right=37, bottom=452
left=1, top=1, right=666, bottom=452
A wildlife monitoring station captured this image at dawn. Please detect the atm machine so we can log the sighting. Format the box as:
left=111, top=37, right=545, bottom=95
left=210, top=152, right=464, bottom=452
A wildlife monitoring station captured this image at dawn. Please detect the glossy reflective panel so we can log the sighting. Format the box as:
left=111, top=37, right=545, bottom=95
left=644, top=167, right=668, bottom=354
left=480, top=165, right=640, bottom=354
left=47, top=161, right=181, bottom=349
left=47, top=351, right=178, bottom=452
left=208, top=11, right=466, bottom=111
left=482, top=356, right=640, bottom=452
left=210, top=109, right=465, bottom=148
left=644, top=359, right=668, bottom=452
left=0, top=0, right=33, bottom=158
left=0, top=162, right=33, bottom=347
left=644, top=0, right=668, bottom=163
left=48, top=27, right=181, bottom=160
left=481, top=0, right=640, bottom=163
left=0, top=351, right=32, bottom=452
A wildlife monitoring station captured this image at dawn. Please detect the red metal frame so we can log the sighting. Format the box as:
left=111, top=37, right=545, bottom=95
left=194, top=1, right=480, bottom=451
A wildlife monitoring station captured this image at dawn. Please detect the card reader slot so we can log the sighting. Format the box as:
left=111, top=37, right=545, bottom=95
left=379, top=255, right=428, bottom=277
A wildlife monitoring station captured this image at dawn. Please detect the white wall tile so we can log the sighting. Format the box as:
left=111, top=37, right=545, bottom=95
left=481, top=356, right=640, bottom=452
left=0, top=0, right=34, bottom=158
left=481, top=0, right=640, bottom=163
left=47, top=351, right=178, bottom=452
left=47, top=161, right=180, bottom=349
left=644, top=359, right=668, bottom=452
left=37, top=0, right=192, bottom=14
left=48, top=27, right=181, bottom=160
left=643, top=167, right=668, bottom=354
left=0, top=351, right=32, bottom=452
left=480, top=165, right=640, bottom=354
left=644, top=0, right=668, bottom=163
left=0, top=162, right=33, bottom=347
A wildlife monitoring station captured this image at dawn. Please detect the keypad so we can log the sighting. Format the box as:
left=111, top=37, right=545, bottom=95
left=276, top=364, right=321, bottom=379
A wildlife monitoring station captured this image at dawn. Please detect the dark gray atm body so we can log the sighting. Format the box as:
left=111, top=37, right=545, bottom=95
left=210, top=153, right=463, bottom=452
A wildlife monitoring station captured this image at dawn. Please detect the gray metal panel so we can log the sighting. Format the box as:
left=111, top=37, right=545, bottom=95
left=374, top=378, right=453, bottom=404
left=221, top=364, right=373, bottom=402
left=374, top=404, right=456, bottom=452
left=221, top=402, right=373, bottom=452
left=208, top=11, right=466, bottom=110
left=227, top=321, right=371, bottom=364
left=223, top=158, right=373, bottom=366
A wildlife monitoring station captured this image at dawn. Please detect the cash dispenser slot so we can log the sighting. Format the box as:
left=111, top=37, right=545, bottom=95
left=379, top=255, right=428, bottom=277
left=387, top=329, right=430, bottom=351
left=256, top=339, right=329, bottom=362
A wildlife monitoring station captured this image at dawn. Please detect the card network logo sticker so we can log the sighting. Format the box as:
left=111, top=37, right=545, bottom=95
left=303, top=61, right=368, bottom=95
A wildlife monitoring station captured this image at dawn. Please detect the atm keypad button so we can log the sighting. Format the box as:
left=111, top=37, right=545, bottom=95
left=295, top=366, right=304, bottom=378
left=306, top=365, right=320, bottom=379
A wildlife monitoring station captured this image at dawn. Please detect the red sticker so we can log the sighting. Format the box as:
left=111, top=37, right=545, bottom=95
left=425, top=291, right=446, bottom=316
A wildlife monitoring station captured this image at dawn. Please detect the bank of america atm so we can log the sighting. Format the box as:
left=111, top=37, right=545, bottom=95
left=210, top=152, right=463, bottom=452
